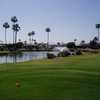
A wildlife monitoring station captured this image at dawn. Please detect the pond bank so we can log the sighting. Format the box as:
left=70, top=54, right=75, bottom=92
left=0, top=51, right=22, bottom=56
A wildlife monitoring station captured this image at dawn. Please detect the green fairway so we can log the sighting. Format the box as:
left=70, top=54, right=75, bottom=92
left=0, top=54, right=100, bottom=100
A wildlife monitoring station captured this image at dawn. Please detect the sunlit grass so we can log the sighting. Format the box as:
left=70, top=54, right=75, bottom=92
left=0, top=54, right=100, bottom=100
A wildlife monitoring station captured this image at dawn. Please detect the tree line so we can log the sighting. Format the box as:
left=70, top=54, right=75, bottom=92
left=3, top=16, right=20, bottom=44
left=2, top=16, right=51, bottom=46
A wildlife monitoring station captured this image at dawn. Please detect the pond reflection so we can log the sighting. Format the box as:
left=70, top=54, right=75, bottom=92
left=0, top=52, right=48, bottom=64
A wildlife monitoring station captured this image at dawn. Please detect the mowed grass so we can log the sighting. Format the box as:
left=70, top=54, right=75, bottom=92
left=0, top=54, right=100, bottom=100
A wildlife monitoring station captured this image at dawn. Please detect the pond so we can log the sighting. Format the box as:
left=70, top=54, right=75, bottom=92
left=0, top=51, right=59, bottom=64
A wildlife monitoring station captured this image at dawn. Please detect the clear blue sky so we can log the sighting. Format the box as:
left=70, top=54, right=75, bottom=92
left=0, top=0, right=100, bottom=43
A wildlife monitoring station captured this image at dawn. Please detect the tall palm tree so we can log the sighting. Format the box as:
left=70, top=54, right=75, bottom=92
left=31, top=31, right=35, bottom=44
left=11, top=16, right=18, bottom=44
left=18, top=38, right=21, bottom=42
left=12, top=24, right=20, bottom=44
left=45, top=28, right=51, bottom=49
left=3, top=22, right=10, bottom=44
left=11, top=16, right=18, bottom=23
left=28, top=32, right=32, bottom=44
left=96, top=24, right=100, bottom=41
left=74, top=39, right=77, bottom=45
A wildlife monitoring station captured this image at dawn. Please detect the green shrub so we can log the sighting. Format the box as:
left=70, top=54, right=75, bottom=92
left=47, top=53, right=56, bottom=59
left=58, top=51, right=70, bottom=57
left=76, top=50, right=82, bottom=55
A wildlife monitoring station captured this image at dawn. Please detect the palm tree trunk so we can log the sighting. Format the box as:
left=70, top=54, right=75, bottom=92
left=15, top=31, right=17, bottom=44
left=5, top=29, right=7, bottom=44
left=13, top=30, right=15, bottom=44
left=16, top=32, right=17, bottom=44
left=47, top=32, right=49, bottom=49
left=29, top=36, right=31, bottom=44
left=98, top=28, right=99, bottom=41
left=32, top=35, right=33, bottom=44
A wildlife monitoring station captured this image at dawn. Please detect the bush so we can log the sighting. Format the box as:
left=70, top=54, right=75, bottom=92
left=47, top=53, right=56, bottom=59
left=76, top=50, right=82, bottom=55
left=67, top=42, right=76, bottom=48
left=58, top=51, right=70, bottom=57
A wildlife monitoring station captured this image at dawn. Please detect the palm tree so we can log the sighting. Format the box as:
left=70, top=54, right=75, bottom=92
left=3, top=22, right=10, bottom=44
left=11, top=16, right=18, bottom=44
left=11, top=16, right=18, bottom=23
left=96, top=24, right=100, bottom=41
left=31, top=31, right=35, bottom=44
left=45, top=28, right=51, bottom=49
left=28, top=32, right=32, bottom=44
left=80, top=40, right=85, bottom=46
left=74, top=39, right=77, bottom=45
left=24, top=40, right=27, bottom=47
left=12, top=24, right=20, bottom=44
left=18, top=38, right=21, bottom=42
left=81, top=40, right=85, bottom=44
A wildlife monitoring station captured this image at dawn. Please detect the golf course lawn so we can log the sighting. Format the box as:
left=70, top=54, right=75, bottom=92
left=0, top=54, right=100, bottom=100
